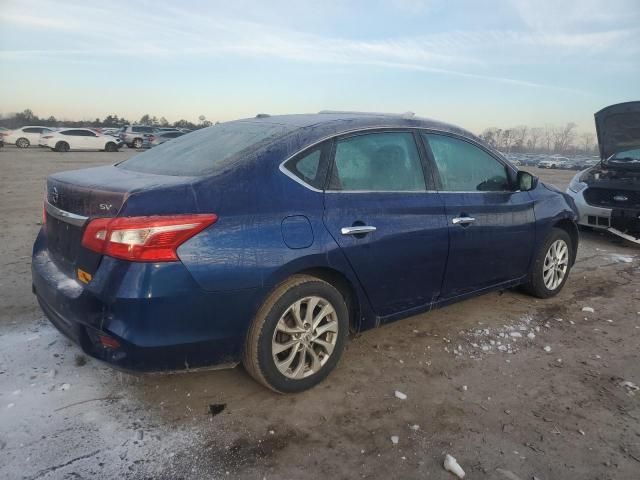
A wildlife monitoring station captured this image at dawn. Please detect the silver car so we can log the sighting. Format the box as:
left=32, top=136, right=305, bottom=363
left=566, top=101, right=640, bottom=244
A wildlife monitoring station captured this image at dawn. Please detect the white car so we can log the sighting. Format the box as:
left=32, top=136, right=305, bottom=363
left=1, top=126, right=55, bottom=148
left=538, top=156, right=569, bottom=169
left=40, top=128, right=122, bottom=152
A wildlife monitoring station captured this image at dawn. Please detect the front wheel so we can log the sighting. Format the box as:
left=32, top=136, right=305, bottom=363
left=132, top=138, right=143, bottom=149
left=523, top=228, right=573, bottom=298
left=16, top=138, right=30, bottom=148
left=105, top=142, right=118, bottom=152
left=55, top=141, right=70, bottom=152
left=243, top=275, right=349, bottom=393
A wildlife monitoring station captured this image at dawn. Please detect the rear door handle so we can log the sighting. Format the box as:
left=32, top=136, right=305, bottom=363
left=341, top=226, right=377, bottom=236
left=451, top=216, right=476, bottom=225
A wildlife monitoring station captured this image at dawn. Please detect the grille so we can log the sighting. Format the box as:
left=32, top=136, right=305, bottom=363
left=583, top=188, right=640, bottom=208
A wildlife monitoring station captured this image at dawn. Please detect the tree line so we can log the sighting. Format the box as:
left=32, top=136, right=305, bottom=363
left=0, top=109, right=215, bottom=130
left=479, top=123, right=597, bottom=155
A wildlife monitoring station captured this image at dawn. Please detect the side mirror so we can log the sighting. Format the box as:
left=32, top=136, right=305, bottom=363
left=516, top=171, right=538, bottom=191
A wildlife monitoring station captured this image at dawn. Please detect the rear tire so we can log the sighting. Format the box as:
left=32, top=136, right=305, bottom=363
left=132, top=138, right=143, bottom=149
left=55, top=141, right=70, bottom=153
left=243, top=275, right=349, bottom=393
left=105, top=142, right=117, bottom=152
left=16, top=138, right=30, bottom=148
left=523, top=228, right=573, bottom=299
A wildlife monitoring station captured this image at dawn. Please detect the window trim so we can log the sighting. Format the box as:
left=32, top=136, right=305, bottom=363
left=277, top=126, right=516, bottom=194
left=419, top=131, right=517, bottom=193
left=279, top=141, right=331, bottom=193
left=325, top=129, right=430, bottom=193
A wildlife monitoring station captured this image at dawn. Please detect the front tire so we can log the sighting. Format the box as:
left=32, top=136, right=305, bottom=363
left=105, top=142, right=118, bottom=152
left=243, top=275, right=349, bottom=393
left=16, top=138, right=30, bottom=148
left=55, top=141, right=70, bottom=152
left=523, top=228, right=573, bottom=298
left=132, top=138, right=143, bottom=149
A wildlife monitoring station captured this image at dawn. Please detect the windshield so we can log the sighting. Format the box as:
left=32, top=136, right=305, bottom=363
left=118, top=121, right=293, bottom=176
left=609, top=147, right=640, bottom=163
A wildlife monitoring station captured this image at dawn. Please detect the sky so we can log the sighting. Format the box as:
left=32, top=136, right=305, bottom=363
left=0, top=0, right=638, bottom=133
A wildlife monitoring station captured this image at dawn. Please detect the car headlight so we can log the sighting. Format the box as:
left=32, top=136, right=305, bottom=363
left=568, top=173, right=587, bottom=193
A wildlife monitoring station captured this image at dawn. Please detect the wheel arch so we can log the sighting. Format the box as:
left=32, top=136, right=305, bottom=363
left=552, top=218, right=579, bottom=265
left=296, top=266, right=361, bottom=333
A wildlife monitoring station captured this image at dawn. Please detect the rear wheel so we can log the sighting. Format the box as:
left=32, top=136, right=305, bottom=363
left=105, top=142, right=117, bottom=152
left=523, top=228, right=573, bottom=298
left=243, top=275, right=349, bottom=393
left=55, top=141, right=70, bottom=153
left=16, top=138, right=30, bottom=148
left=132, top=138, right=143, bottom=149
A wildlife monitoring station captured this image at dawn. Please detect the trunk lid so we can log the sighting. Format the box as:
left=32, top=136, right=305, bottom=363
left=594, top=101, right=640, bottom=160
left=44, top=165, right=199, bottom=276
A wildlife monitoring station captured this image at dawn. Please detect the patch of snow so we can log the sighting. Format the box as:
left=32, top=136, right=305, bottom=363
left=394, top=390, right=407, bottom=400
left=582, top=306, right=595, bottom=313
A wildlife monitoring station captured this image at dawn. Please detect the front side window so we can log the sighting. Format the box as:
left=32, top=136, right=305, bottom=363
left=424, top=134, right=510, bottom=192
left=133, top=126, right=154, bottom=133
left=24, top=127, right=41, bottom=133
left=329, top=132, right=426, bottom=191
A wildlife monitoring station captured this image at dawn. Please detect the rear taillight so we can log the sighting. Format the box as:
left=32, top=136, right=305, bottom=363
left=81, top=214, right=217, bottom=262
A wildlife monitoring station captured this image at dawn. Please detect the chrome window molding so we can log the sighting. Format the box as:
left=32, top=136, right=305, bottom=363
left=44, top=200, right=88, bottom=227
left=278, top=125, right=516, bottom=193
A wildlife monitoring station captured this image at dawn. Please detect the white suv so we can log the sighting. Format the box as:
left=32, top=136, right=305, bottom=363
left=40, top=128, right=123, bottom=152
left=2, top=126, right=55, bottom=148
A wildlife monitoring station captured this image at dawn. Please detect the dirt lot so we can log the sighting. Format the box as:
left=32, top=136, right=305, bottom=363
left=0, top=146, right=638, bottom=480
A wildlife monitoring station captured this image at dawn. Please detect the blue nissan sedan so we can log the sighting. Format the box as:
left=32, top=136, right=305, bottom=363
left=32, top=112, right=579, bottom=392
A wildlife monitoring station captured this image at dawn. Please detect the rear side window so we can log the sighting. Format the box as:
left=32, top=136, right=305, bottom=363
left=283, top=146, right=326, bottom=190
left=132, top=126, right=154, bottom=133
left=119, top=121, right=293, bottom=176
left=329, top=132, right=426, bottom=191
left=24, top=127, right=42, bottom=133
left=424, top=134, right=510, bottom=192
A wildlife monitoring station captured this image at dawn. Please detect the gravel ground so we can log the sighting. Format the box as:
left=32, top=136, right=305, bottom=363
left=0, top=146, right=638, bottom=480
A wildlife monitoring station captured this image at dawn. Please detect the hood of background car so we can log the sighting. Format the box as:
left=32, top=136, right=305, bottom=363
left=594, top=101, right=640, bottom=160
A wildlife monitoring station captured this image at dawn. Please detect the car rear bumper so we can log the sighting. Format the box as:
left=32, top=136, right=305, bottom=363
left=31, top=230, right=262, bottom=372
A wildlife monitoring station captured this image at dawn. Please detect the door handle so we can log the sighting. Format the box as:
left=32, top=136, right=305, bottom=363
left=341, top=225, right=377, bottom=236
left=451, top=216, right=476, bottom=225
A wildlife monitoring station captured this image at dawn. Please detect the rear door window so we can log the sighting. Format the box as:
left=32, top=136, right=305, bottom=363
left=329, top=132, right=426, bottom=191
left=423, top=134, right=510, bottom=192
left=24, top=127, right=42, bottom=133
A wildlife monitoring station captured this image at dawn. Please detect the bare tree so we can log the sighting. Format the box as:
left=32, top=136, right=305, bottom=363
left=579, top=132, right=595, bottom=153
left=543, top=125, right=554, bottom=153
left=512, top=125, right=528, bottom=152
left=552, top=122, right=577, bottom=153
left=528, top=127, right=543, bottom=152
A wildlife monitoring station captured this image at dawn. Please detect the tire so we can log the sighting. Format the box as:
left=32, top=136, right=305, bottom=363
left=105, top=142, right=117, bottom=152
left=132, top=138, right=143, bottom=149
left=243, top=274, right=349, bottom=393
left=55, top=141, right=70, bottom=153
left=16, top=138, right=30, bottom=148
left=523, top=228, right=573, bottom=299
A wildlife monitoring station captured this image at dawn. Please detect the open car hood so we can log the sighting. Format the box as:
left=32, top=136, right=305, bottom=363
left=595, top=101, right=640, bottom=160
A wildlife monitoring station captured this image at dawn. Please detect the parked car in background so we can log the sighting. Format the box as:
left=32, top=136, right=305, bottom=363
left=32, top=112, right=579, bottom=393
left=148, top=130, right=186, bottom=147
left=2, top=126, right=55, bottom=148
left=567, top=101, right=640, bottom=244
left=118, top=125, right=157, bottom=149
left=538, top=155, right=569, bottom=169
left=40, top=128, right=123, bottom=152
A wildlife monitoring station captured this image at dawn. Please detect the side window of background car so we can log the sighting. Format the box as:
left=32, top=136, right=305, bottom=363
left=329, top=132, right=426, bottom=191
left=24, top=128, right=41, bottom=133
left=424, top=134, right=510, bottom=192
left=284, top=147, right=324, bottom=189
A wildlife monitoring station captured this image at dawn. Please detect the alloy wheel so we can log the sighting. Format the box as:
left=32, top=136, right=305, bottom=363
left=271, top=296, right=338, bottom=379
left=543, top=239, right=569, bottom=290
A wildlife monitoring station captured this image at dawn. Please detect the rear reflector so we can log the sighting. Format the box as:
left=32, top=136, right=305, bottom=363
left=81, top=214, right=217, bottom=262
left=98, top=334, right=121, bottom=349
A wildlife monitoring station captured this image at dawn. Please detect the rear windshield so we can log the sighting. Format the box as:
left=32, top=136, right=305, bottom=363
left=118, top=121, right=293, bottom=176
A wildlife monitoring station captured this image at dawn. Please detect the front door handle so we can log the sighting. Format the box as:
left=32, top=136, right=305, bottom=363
left=451, top=216, right=476, bottom=225
left=341, top=225, right=377, bottom=236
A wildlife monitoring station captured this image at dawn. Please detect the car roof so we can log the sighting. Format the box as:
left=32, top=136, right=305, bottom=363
left=231, top=112, right=478, bottom=144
